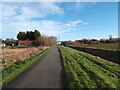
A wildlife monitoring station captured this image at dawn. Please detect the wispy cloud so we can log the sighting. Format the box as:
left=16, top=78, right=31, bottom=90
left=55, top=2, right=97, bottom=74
left=2, top=2, right=88, bottom=39
left=38, top=2, right=64, bottom=15
left=3, top=19, right=88, bottom=38
left=73, top=2, right=96, bottom=11
left=3, top=4, right=18, bottom=17
left=65, top=20, right=88, bottom=26
left=3, top=2, right=64, bottom=21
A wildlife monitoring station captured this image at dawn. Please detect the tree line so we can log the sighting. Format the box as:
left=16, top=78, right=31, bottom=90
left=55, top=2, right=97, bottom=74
left=61, top=37, right=120, bottom=46
left=75, top=38, right=120, bottom=44
left=17, top=30, right=41, bottom=40
left=1, top=30, right=57, bottom=46
left=17, top=30, right=57, bottom=46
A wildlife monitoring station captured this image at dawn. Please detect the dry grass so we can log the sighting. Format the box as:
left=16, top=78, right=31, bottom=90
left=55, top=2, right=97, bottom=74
left=1, top=46, right=48, bottom=70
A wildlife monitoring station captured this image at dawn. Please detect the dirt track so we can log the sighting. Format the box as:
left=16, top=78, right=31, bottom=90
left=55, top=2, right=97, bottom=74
left=4, top=46, right=66, bottom=88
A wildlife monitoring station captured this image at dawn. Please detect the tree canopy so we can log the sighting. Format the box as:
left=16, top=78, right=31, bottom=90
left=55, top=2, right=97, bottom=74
left=17, top=30, right=41, bottom=40
left=17, top=32, right=26, bottom=40
left=17, top=30, right=57, bottom=46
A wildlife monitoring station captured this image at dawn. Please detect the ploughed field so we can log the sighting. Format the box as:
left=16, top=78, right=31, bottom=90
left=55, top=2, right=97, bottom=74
left=75, top=43, right=119, bottom=51
left=58, top=46, right=119, bottom=88
left=1, top=47, right=48, bottom=70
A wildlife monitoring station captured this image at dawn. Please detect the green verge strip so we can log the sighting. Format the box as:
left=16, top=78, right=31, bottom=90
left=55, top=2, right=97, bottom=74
left=69, top=52, right=118, bottom=87
left=58, top=45, right=119, bottom=88
left=2, top=48, right=49, bottom=87
left=72, top=49, right=119, bottom=76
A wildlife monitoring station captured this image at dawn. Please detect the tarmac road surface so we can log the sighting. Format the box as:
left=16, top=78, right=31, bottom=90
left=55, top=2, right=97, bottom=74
left=4, top=46, right=66, bottom=88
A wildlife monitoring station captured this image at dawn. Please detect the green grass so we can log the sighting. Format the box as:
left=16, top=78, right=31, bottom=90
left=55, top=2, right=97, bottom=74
left=1, top=48, right=49, bottom=87
left=76, top=43, right=119, bottom=51
left=58, top=46, right=119, bottom=88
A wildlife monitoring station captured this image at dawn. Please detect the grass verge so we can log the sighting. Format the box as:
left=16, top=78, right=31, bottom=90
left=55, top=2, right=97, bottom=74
left=1, top=48, right=49, bottom=87
left=58, top=45, right=119, bottom=88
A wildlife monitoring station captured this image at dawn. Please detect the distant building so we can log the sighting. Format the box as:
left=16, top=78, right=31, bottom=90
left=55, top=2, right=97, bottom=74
left=57, top=41, right=61, bottom=45
left=18, top=40, right=33, bottom=47
left=0, top=43, right=6, bottom=47
left=0, top=40, right=6, bottom=47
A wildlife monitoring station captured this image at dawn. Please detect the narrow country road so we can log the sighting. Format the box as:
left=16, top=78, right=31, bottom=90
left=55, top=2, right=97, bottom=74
left=4, top=46, right=66, bottom=88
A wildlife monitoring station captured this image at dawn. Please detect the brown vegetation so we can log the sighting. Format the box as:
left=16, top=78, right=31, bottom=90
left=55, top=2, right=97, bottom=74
left=1, top=46, right=48, bottom=70
left=34, top=35, right=57, bottom=46
left=61, top=38, right=120, bottom=46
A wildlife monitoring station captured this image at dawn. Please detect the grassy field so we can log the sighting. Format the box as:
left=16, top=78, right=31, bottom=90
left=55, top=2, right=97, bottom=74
left=58, top=46, right=119, bottom=88
left=1, top=48, right=49, bottom=87
left=76, top=43, right=119, bottom=51
left=1, top=46, right=48, bottom=70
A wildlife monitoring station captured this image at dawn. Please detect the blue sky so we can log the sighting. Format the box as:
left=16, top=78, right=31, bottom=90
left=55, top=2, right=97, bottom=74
left=2, top=2, right=118, bottom=41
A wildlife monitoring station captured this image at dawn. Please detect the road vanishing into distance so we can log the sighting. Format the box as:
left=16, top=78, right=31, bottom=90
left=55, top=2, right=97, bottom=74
left=4, top=46, right=66, bottom=88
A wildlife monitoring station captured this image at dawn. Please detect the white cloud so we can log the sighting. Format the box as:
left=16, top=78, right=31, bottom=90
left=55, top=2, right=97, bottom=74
left=67, top=20, right=83, bottom=26
left=3, top=20, right=88, bottom=39
left=2, top=2, right=65, bottom=39
left=65, top=20, right=88, bottom=26
left=14, top=6, right=44, bottom=20
left=2, top=2, right=88, bottom=39
left=73, top=2, right=96, bottom=11
left=38, top=2, right=64, bottom=15
left=3, top=2, right=64, bottom=21
left=3, top=4, right=18, bottom=17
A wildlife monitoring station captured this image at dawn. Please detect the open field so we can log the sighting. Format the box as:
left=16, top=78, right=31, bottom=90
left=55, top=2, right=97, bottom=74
left=2, top=48, right=48, bottom=87
left=68, top=45, right=119, bottom=64
left=1, top=46, right=48, bottom=70
left=75, top=43, right=119, bottom=51
left=58, top=46, right=119, bottom=88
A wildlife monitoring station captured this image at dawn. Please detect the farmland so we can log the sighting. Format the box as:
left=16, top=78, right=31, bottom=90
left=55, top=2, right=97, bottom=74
left=74, top=43, right=119, bottom=51
left=58, top=46, right=119, bottom=88
left=67, top=44, right=119, bottom=64
left=1, top=46, right=48, bottom=70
